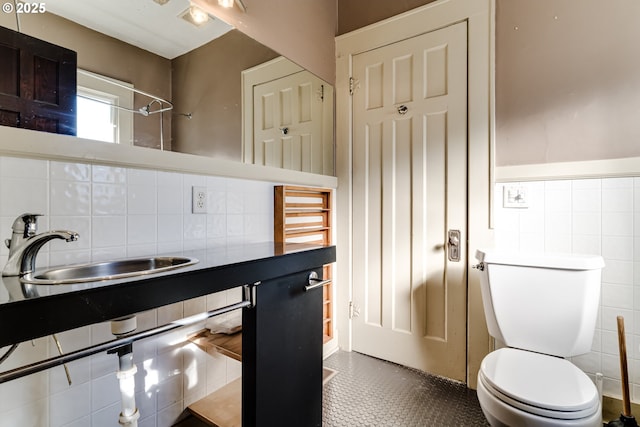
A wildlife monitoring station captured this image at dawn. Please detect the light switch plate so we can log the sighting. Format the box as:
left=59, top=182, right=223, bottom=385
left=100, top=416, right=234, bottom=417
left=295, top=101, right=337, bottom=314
left=503, top=185, right=529, bottom=208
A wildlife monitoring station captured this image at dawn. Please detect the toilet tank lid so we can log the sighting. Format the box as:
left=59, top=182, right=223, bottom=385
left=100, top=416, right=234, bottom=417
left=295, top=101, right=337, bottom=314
left=475, top=249, right=605, bottom=270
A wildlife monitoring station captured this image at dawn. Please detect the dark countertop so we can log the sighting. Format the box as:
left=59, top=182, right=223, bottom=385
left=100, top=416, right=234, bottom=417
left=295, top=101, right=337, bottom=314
left=0, top=242, right=336, bottom=348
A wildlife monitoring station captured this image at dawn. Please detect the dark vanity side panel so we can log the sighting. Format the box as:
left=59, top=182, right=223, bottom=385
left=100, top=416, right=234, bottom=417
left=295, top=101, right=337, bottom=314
left=243, top=268, right=324, bottom=427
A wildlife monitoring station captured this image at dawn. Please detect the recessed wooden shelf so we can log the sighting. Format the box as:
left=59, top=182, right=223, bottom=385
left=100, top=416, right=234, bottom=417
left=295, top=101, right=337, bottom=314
left=185, top=330, right=243, bottom=426
left=188, top=329, right=242, bottom=362
left=187, top=378, right=241, bottom=427
left=185, top=327, right=336, bottom=426
left=274, top=185, right=334, bottom=343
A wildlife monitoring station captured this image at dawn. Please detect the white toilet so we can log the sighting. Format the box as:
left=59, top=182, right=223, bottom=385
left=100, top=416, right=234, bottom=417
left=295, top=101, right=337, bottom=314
left=475, top=249, right=605, bottom=427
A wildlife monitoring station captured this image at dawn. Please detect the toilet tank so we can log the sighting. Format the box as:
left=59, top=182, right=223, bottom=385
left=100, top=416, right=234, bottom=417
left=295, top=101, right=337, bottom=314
left=475, top=250, right=605, bottom=358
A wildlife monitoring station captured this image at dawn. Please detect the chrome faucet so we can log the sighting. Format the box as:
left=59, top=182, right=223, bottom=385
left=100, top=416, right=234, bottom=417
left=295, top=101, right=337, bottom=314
left=2, top=213, right=79, bottom=277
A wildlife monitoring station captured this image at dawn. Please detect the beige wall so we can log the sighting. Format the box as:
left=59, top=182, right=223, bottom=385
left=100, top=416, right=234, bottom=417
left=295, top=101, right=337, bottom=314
left=337, top=0, right=437, bottom=35
left=0, top=12, right=172, bottom=149
left=496, top=0, right=640, bottom=166
left=195, top=0, right=337, bottom=85
left=171, top=30, right=278, bottom=161
left=338, top=0, right=640, bottom=166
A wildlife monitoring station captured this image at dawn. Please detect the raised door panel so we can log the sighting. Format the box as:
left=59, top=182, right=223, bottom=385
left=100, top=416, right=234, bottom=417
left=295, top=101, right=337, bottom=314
left=0, top=26, right=77, bottom=135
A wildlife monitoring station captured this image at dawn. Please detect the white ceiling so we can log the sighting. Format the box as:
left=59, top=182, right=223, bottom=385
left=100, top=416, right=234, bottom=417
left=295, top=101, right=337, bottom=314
left=44, top=0, right=234, bottom=59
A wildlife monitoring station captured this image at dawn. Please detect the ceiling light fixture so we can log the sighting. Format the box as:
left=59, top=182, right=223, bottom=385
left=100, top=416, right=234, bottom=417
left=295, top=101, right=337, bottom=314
left=218, top=0, right=247, bottom=12
left=188, top=4, right=209, bottom=25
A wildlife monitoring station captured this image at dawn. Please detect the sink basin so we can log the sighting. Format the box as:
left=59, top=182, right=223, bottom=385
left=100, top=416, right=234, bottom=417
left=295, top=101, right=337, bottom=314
left=20, top=256, right=199, bottom=285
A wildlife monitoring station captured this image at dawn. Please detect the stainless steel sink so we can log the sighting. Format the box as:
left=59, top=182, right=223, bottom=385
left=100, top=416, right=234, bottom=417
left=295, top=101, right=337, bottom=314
left=20, top=256, right=199, bottom=285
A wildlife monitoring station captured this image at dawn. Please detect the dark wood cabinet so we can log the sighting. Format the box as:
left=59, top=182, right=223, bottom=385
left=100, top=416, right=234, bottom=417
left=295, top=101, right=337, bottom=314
left=0, top=26, right=77, bottom=135
left=243, top=268, right=324, bottom=426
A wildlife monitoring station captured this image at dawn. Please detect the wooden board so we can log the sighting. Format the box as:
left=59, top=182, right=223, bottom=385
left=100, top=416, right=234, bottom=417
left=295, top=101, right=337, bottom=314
left=188, top=329, right=242, bottom=362
left=188, top=378, right=241, bottom=427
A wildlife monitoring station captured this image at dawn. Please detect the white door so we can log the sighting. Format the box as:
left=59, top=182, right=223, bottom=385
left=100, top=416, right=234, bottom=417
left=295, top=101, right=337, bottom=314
left=351, top=22, right=468, bottom=381
left=252, top=70, right=332, bottom=174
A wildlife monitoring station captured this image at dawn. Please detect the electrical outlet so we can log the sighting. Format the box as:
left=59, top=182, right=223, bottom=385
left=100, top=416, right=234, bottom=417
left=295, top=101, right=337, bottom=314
left=192, top=186, right=207, bottom=214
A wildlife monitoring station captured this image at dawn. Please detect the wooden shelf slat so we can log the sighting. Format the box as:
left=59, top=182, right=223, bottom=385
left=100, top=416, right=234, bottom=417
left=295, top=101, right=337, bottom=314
left=284, top=209, right=330, bottom=213
left=285, top=228, right=330, bottom=237
left=188, top=378, right=241, bottom=427
left=188, top=329, right=242, bottom=362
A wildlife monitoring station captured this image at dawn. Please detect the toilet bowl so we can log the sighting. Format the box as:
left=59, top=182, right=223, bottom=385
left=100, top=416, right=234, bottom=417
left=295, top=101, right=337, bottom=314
left=475, top=250, right=605, bottom=427
left=477, top=348, right=601, bottom=427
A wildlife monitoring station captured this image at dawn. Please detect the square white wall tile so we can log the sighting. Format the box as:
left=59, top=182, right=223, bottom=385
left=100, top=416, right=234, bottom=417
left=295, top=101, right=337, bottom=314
left=157, top=176, right=183, bottom=215
left=92, top=216, right=126, bottom=248
left=127, top=168, right=156, bottom=187
left=573, top=188, right=601, bottom=212
left=602, top=260, right=633, bottom=285
left=603, top=177, right=634, bottom=189
left=50, top=181, right=91, bottom=216
left=572, top=212, right=601, bottom=236
left=603, top=187, right=634, bottom=213
left=50, top=161, right=90, bottom=182
left=1, top=157, right=48, bottom=179
left=602, top=283, right=633, bottom=310
left=127, top=243, right=157, bottom=257
left=544, top=188, right=572, bottom=213
left=602, top=235, right=633, bottom=261
left=571, top=235, right=601, bottom=256
left=0, top=177, right=48, bottom=216
left=0, top=398, right=49, bottom=427
left=156, top=401, right=183, bottom=427
left=92, top=183, right=126, bottom=216
left=92, top=165, right=126, bottom=184
left=128, top=185, right=157, bottom=215
left=91, top=402, right=121, bottom=427
left=91, top=373, right=119, bottom=412
left=157, top=214, right=182, bottom=243
left=603, top=212, right=634, bottom=236
left=127, top=215, right=157, bottom=245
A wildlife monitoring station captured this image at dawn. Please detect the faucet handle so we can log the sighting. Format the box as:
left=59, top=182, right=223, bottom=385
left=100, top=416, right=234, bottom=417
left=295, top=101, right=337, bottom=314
left=12, top=213, right=43, bottom=237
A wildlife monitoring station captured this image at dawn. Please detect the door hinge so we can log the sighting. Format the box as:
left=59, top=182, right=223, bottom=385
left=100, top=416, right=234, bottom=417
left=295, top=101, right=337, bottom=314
left=349, top=77, right=354, bottom=96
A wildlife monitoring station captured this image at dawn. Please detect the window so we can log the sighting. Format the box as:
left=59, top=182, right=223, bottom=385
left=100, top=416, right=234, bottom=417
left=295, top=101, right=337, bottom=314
left=77, top=89, right=117, bottom=143
left=76, top=70, right=134, bottom=145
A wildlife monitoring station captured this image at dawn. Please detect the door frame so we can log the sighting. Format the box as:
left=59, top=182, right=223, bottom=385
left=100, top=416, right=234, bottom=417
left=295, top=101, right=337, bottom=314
left=241, top=56, right=334, bottom=174
left=335, top=0, right=495, bottom=388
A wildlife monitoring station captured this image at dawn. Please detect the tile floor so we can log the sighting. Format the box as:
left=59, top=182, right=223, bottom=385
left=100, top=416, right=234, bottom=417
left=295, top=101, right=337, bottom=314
left=178, top=350, right=489, bottom=426
left=323, top=351, right=489, bottom=427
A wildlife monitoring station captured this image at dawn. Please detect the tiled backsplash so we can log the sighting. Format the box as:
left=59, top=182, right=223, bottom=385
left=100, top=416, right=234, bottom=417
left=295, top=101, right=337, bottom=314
left=0, top=156, right=274, bottom=427
left=494, top=177, right=640, bottom=402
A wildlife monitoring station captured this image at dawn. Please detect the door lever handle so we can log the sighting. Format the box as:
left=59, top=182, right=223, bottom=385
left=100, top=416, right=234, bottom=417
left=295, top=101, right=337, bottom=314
left=305, top=271, right=331, bottom=291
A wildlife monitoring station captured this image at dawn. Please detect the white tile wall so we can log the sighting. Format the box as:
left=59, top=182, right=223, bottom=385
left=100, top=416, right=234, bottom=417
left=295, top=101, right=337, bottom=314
left=0, top=156, right=274, bottom=426
left=494, top=177, right=640, bottom=403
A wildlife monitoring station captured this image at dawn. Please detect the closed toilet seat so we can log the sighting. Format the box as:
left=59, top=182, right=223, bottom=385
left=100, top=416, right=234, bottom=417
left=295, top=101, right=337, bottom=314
left=478, top=348, right=600, bottom=425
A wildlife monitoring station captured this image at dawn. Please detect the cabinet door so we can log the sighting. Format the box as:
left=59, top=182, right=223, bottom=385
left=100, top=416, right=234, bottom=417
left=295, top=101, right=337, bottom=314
left=243, top=268, right=324, bottom=427
left=0, top=26, right=77, bottom=135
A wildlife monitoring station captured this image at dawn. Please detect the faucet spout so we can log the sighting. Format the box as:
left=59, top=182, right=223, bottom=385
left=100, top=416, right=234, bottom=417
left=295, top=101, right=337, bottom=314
left=2, top=214, right=79, bottom=277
